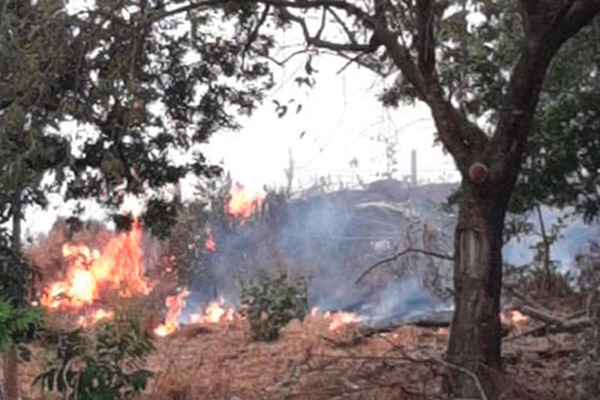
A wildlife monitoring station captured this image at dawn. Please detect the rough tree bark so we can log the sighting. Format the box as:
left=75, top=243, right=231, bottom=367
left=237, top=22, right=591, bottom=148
left=445, top=174, right=514, bottom=397
left=3, top=176, right=23, bottom=400
left=239, top=0, right=599, bottom=397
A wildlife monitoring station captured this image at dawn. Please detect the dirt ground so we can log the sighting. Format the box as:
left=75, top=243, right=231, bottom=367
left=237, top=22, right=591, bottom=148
left=10, top=314, right=582, bottom=400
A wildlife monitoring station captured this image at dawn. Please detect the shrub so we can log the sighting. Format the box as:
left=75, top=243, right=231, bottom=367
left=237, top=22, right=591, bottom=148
left=35, top=316, right=155, bottom=400
left=0, top=300, right=43, bottom=361
left=240, top=271, right=308, bottom=342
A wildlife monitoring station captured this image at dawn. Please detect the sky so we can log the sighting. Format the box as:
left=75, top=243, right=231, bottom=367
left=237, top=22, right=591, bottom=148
left=195, top=52, right=459, bottom=196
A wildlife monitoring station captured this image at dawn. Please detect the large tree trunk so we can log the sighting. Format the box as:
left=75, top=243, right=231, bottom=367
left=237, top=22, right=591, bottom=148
left=445, top=178, right=511, bottom=399
left=2, top=349, right=19, bottom=400
left=3, top=186, right=23, bottom=400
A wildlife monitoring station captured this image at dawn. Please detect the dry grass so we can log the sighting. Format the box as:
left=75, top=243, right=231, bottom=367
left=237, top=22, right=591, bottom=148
left=5, top=315, right=584, bottom=400
left=145, top=316, right=445, bottom=400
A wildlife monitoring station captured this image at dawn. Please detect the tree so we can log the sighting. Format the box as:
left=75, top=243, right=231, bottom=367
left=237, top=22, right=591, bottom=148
left=150, top=1, right=599, bottom=397
left=0, top=1, right=275, bottom=398
left=510, top=20, right=600, bottom=220
left=0, top=2, right=74, bottom=397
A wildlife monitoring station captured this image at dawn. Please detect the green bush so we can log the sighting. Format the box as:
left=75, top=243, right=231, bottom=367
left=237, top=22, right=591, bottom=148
left=240, top=271, right=308, bottom=342
left=35, top=316, right=155, bottom=400
left=0, top=300, right=43, bottom=361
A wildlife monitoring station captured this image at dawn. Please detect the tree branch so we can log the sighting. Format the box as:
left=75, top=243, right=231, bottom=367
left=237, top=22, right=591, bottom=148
left=327, top=7, right=358, bottom=45
left=275, top=6, right=372, bottom=52
left=260, top=0, right=374, bottom=26
left=489, top=0, right=600, bottom=181
left=355, top=247, right=454, bottom=284
left=415, top=0, right=435, bottom=80
left=147, top=0, right=228, bottom=24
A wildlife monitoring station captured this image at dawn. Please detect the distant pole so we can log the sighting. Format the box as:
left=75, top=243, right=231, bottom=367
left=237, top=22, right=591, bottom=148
left=411, top=149, right=417, bottom=186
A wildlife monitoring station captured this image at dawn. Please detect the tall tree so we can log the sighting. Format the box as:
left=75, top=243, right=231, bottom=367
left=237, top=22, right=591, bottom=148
left=153, top=1, right=600, bottom=398
left=510, top=19, right=600, bottom=220
left=0, top=2, right=73, bottom=397
left=0, top=1, right=275, bottom=398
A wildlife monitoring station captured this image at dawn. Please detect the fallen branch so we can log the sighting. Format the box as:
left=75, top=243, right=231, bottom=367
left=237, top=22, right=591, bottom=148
left=430, top=357, right=489, bottom=400
left=355, top=319, right=450, bottom=339
left=355, top=248, right=453, bottom=284
left=505, top=306, right=593, bottom=341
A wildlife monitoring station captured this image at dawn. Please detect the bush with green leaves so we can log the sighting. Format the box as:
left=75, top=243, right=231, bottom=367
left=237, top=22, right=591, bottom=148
left=240, top=271, right=308, bottom=342
left=34, top=316, right=155, bottom=400
left=0, top=300, right=43, bottom=361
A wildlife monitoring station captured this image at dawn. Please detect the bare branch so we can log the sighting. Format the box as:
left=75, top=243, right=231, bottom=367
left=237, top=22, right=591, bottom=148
left=260, top=0, right=374, bottom=26
left=327, top=7, right=358, bottom=45
left=264, top=48, right=313, bottom=66
left=415, top=0, right=435, bottom=80
left=147, top=0, right=228, bottom=24
left=315, top=7, right=327, bottom=39
left=242, top=4, right=271, bottom=59
left=553, top=0, right=600, bottom=46
left=276, top=6, right=371, bottom=52
left=369, top=1, right=488, bottom=168
left=505, top=306, right=592, bottom=341
left=430, top=357, right=489, bottom=400
left=355, top=247, right=453, bottom=284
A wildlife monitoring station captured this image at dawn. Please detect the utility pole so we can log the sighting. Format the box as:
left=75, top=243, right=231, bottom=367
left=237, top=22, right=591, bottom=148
left=411, top=149, right=417, bottom=186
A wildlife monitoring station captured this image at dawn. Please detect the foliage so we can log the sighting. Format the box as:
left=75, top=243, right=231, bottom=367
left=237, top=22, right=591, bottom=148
left=503, top=206, right=574, bottom=297
left=0, top=301, right=43, bottom=361
left=0, top=228, right=33, bottom=304
left=511, top=23, right=600, bottom=220
left=240, top=271, right=308, bottom=341
left=35, top=317, right=155, bottom=400
left=574, top=243, right=600, bottom=399
left=0, top=0, right=276, bottom=241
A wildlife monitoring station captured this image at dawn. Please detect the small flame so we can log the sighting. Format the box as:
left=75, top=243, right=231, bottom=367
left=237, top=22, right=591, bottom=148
left=326, top=311, right=361, bottom=332
left=310, top=307, right=360, bottom=332
left=437, top=327, right=449, bottom=336
left=501, top=309, right=529, bottom=330
left=190, top=298, right=236, bottom=324
left=205, top=230, right=216, bottom=253
left=154, top=289, right=190, bottom=337
left=40, top=220, right=152, bottom=315
left=225, top=184, right=263, bottom=224
left=78, top=309, right=115, bottom=328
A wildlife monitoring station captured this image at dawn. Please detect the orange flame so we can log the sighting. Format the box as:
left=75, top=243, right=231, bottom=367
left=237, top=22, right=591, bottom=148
left=225, top=184, right=263, bottom=224
left=326, top=311, right=361, bottom=332
left=40, top=220, right=152, bottom=314
left=310, top=307, right=360, bottom=332
left=501, top=309, right=529, bottom=330
left=190, top=298, right=236, bottom=324
left=78, top=309, right=115, bottom=328
left=154, top=289, right=190, bottom=337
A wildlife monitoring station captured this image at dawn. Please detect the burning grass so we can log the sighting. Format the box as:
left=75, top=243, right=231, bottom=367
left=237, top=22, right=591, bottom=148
left=10, top=312, right=582, bottom=400
left=14, top=187, right=587, bottom=399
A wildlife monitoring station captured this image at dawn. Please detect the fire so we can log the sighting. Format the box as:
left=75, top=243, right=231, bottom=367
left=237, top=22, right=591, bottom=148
left=78, top=309, right=115, bottom=328
left=310, top=307, right=361, bottom=332
left=154, top=289, right=190, bottom=337
left=205, top=230, right=216, bottom=253
left=190, top=298, right=236, bottom=324
left=40, top=220, right=152, bottom=313
left=154, top=294, right=237, bottom=337
left=501, top=309, right=529, bottom=330
left=326, top=311, right=361, bottom=332
left=225, top=184, right=263, bottom=223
